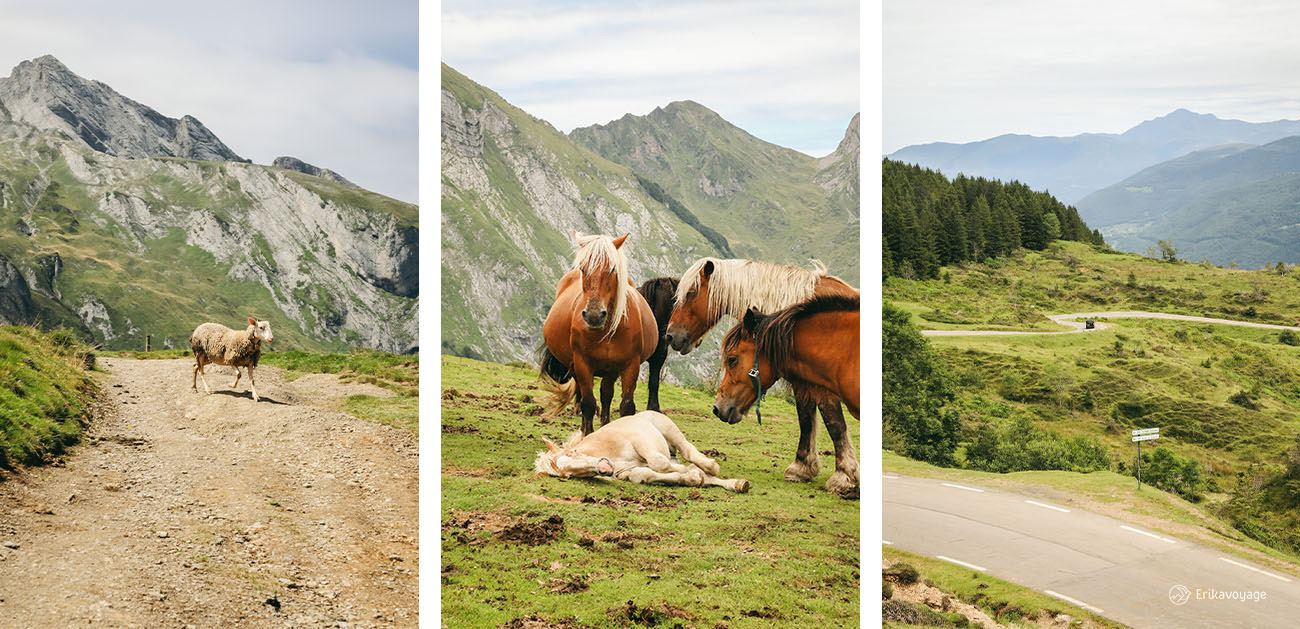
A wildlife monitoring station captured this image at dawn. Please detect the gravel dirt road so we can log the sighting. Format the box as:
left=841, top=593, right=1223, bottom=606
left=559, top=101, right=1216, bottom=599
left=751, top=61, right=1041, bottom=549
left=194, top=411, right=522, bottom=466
left=0, top=357, right=417, bottom=628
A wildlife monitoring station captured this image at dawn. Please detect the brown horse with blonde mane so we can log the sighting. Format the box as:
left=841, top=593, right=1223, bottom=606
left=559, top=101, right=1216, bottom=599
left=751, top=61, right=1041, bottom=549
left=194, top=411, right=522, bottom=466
left=539, top=232, right=657, bottom=435
left=715, top=294, right=860, bottom=497
left=664, top=257, right=858, bottom=493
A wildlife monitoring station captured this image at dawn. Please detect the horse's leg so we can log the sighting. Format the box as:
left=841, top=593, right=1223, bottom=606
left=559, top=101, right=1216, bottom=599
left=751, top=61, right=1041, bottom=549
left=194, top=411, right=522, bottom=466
left=700, top=473, right=750, bottom=493
left=619, top=466, right=703, bottom=487
left=785, top=397, right=821, bottom=482
left=599, top=375, right=616, bottom=426
left=572, top=360, right=597, bottom=436
left=617, top=360, right=639, bottom=417
left=649, top=414, right=721, bottom=477
left=820, top=400, right=859, bottom=499
left=646, top=345, right=666, bottom=412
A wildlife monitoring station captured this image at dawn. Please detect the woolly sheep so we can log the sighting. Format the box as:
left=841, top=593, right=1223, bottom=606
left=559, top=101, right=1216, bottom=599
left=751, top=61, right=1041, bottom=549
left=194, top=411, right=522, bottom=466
left=190, top=318, right=274, bottom=402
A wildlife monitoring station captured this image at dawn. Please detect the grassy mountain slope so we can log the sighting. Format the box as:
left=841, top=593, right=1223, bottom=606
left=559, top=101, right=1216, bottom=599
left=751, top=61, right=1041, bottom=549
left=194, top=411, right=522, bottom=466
left=440, top=355, right=860, bottom=628
left=0, top=127, right=417, bottom=352
left=442, top=65, right=739, bottom=381
left=885, top=240, right=1300, bottom=556
left=570, top=102, right=860, bottom=285
left=1077, top=137, right=1300, bottom=268
left=0, top=325, right=96, bottom=469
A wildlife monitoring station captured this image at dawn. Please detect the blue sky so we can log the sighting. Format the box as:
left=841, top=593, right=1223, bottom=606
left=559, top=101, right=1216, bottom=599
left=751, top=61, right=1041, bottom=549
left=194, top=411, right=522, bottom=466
left=886, top=0, right=1300, bottom=154
left=442, top=0, right=860, bottom=157
left=0, top=0, right=418, bottom=203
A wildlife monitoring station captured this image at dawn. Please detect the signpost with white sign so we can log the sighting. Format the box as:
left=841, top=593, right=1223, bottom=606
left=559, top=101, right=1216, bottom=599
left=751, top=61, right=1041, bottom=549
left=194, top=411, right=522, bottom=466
left=1132, top=428, right=1160, bottom=489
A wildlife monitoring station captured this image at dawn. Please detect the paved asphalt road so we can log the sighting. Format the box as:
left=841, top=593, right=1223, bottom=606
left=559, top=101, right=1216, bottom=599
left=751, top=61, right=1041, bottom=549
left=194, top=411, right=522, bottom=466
left=921, top=311, right=1300, bottom=337
left=884, top=474, right=1300, bottom=628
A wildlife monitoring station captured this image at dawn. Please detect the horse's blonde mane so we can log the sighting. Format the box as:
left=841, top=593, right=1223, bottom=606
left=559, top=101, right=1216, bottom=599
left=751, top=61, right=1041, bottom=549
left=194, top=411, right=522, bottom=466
left=675, top=258, right=830, bottom=321
left=574, top=233, right=630, bottom=339
left=532, top=432, right=585, bottom=475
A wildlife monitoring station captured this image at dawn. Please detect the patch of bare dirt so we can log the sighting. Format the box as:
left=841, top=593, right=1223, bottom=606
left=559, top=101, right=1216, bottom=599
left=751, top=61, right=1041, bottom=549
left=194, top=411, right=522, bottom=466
left=441, top=424, right=480, bottom=434
left=883, top=557, right=1093, bottom=629
left=545, top=575, right=589, bottom=594
left=0, top=358, right=417, bottom=627
left=498, top=515, right=565, bottom=546
left=578, top=493, right=681, bottom=511
left=498, top=614, right=592, bottom=629
left=605, top=600, right=696, bottom=627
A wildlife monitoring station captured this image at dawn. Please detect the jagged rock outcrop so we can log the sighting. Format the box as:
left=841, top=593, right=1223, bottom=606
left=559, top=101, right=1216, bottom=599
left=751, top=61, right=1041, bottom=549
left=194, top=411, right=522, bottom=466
left=272, top=156, right=358, bottom=188
left=816, top=112, right=860, bottom=216
left=0, top=254, right=35, bottom=325
left=0, top=55, right=245, bottom=162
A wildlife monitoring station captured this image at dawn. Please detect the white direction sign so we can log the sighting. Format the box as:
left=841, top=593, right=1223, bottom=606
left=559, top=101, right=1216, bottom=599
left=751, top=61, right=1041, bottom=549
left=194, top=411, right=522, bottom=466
left=1132, top=428, right=1159, bottom=436
left=1132, top=434, right=1160, bottom=442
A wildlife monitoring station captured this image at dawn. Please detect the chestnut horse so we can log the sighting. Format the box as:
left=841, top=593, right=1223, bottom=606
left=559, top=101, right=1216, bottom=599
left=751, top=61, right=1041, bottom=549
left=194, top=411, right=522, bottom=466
left=664, top=257, right=858, bottom=490
left=539, top=232, right=657, bottom=435
left=637, top=277, right=679, bottom=412
left=715, top=295, right=860, bottom=498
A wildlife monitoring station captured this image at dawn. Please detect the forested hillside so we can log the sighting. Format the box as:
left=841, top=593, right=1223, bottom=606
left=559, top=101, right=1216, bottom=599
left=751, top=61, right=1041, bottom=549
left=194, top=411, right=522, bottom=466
left=883, top=159, right=1105, bottom=280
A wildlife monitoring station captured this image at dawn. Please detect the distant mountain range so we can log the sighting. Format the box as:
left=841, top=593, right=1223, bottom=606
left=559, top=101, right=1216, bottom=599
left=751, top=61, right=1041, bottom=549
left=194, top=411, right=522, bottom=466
left=440, top=63, right=859, bottom=380
left=888, top=109, right=1300, bottom=204
left=1077, top=137, right=1300, bottom=268
left=0, top=55, right=417, bottom=352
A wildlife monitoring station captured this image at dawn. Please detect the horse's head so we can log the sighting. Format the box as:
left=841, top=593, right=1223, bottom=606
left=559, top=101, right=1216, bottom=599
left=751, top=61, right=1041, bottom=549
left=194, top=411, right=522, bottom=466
left=574, top=231, right=629, bottom=333
left=713, top=307, right=775, bottom=424
left=666, top=259, right=717, bottom=354
left=534, top=436, right=615, bottom=479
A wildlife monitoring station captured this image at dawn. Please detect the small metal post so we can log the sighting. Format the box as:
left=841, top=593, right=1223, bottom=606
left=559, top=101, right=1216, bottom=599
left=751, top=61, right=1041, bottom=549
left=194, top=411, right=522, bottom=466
left=145, top=334, right=151, bottom=352
left=1137, top=439, right=1142, bottom=490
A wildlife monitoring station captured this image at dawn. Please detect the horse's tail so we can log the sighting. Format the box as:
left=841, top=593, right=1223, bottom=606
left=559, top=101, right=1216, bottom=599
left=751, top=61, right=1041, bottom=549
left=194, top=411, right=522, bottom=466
left=538, top=344, right=576, bottom=418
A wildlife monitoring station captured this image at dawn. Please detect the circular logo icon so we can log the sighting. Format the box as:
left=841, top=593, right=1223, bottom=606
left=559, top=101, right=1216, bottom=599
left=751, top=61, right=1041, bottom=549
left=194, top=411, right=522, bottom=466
left=1169, top=584, right=1191, bottom=605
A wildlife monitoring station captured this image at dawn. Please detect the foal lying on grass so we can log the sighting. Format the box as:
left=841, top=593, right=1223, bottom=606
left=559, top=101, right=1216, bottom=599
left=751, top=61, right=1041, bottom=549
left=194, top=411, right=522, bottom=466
left=534, top=411, right=750, bottom=493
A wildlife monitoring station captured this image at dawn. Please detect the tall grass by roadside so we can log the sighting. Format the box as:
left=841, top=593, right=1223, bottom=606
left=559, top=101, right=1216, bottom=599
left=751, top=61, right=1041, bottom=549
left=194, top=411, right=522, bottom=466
left=0, top=326, right=97, bottom=469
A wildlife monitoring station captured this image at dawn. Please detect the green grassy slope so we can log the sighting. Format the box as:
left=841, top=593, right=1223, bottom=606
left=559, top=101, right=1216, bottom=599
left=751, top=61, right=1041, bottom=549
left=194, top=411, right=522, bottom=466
left=0, top=326, right=96, bottom=470
left=571, top=102, right=861, bottom=284
left=440, top=355, right=861, bottom=628
left=884, top=240, right=1300, bottom=557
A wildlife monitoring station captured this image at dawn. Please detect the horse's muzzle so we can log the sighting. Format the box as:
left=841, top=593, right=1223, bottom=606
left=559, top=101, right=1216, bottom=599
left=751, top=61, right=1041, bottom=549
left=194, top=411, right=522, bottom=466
left=713, top=404, right=743, bottom=424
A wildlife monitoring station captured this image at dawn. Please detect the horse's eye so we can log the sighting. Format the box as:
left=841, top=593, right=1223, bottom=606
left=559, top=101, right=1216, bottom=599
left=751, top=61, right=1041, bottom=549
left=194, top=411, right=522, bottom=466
left=686, top=290, right=697, bottom=299
left=726, top=356, right=737, bottom=367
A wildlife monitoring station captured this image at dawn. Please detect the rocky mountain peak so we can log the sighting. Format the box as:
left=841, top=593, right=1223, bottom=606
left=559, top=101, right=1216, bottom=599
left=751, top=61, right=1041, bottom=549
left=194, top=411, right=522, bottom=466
left=0, top=54, right=245, bottom=162
left=272, top=156, right=358, bottom=188
left=819, top=112, right=860, bottom=168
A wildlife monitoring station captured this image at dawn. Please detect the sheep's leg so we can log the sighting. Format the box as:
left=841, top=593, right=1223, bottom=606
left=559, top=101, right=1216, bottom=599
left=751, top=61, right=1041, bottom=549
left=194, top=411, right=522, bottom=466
left=231, top=366, right=242, bottom=389
left=196, top=359, right=212, bottom=394
left=618, top=466, right=702, bottom=487
left=247, top=365, right=260, bottom=402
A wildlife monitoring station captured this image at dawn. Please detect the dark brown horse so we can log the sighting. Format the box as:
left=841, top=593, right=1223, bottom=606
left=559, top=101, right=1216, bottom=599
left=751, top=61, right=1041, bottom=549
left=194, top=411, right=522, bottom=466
left=663, top=256, right=858, bottom=491
left=715, top=295, right=860, bottom=498
left=637, top=277, right=678, bottom=412
left=539, top=232, right=658, bottom=435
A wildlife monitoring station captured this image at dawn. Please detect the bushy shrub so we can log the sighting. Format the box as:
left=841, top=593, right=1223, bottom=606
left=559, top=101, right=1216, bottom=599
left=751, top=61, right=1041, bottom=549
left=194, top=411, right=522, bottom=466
left=1279, top=330, right=1299, bottom=346
left=1137, top=446, right=1207, bottom=502
left=964, top=417, right=1111, bottom=474
left=884, top=302, right=961, bottom=465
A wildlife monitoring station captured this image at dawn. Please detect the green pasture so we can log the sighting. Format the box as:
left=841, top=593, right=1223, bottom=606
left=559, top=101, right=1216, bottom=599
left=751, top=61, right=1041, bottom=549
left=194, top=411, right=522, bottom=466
left=440, top=354, right=861, bottom=628
left=0, top=326, right=97, bottom=470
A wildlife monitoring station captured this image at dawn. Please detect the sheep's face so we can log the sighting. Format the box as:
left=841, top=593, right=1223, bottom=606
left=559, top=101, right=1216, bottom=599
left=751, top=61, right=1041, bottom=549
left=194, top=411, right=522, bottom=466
left=248, top=318, right=274, bottom=344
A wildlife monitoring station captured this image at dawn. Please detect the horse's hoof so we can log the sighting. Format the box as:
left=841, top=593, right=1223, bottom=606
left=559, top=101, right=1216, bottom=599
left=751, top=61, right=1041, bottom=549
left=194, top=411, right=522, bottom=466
left=784, top=460, right=820, bottom=482
left=826, top=471, right=859, bottom=500
left=734, top=479, right=751, bottom=493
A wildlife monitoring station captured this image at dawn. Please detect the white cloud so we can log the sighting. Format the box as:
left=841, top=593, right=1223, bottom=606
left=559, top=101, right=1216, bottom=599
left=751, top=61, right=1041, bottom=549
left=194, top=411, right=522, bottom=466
left=442, top=0, right=859, bottom=152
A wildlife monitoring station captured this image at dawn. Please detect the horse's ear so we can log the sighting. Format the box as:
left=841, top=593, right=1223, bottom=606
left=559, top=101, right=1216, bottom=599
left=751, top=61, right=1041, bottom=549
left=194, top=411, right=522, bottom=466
left=543, top=437, right=561, bottom=454
left=572, top=229, right=583, bottom=244
left=743, top=308, right=759, bottom=333
left=702, top=260, right=715, bottom=279
left=612, top=233, right=629, bottom=249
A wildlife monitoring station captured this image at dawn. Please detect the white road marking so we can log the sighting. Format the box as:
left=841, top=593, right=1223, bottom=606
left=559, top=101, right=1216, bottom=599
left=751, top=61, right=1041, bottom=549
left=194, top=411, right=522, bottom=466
left=1025, top=499, right=1070, bottom=513
left=883, top=540, right=893, bottom=545
left=1045, top=589, right=1105, bottom=614
left=1219, top=557, right=1293, bottom=582
left=941, top=482, right=984, bottom=493
left=1119, top=525, right=1176, bottom=544
left=936, top=555, right=987, bottom=571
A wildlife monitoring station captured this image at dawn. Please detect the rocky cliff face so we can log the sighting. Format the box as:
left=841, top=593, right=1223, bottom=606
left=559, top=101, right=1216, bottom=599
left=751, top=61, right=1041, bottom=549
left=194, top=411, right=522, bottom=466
left=0, top=56, right=244, bottom=163
left=0, top=254, right=34, bottom=325
left=272, top=156, right=358, bottom=188
left=0, top=56, right=416, bottom=352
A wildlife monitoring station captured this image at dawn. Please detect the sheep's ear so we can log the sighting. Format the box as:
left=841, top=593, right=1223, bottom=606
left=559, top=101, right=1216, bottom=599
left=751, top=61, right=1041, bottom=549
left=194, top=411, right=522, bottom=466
left=611, top=233, right=629, bottom=249
left=248, top=317, right=256, bottom=326
left=542, top=438, right=561, bottom=454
